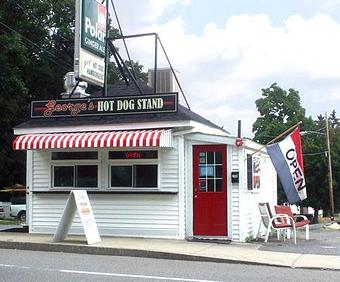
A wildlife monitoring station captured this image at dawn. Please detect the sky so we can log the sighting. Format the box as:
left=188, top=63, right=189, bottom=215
left=110, top=0, right=340, bottom=137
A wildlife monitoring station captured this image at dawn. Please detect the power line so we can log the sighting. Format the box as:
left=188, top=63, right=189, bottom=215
left=14, top=2, right=71, bottom=44
left=14, top=1, right=75, bottom=62
left=0, top=21, right=72, bottom=72
left=303, top=151, right=328, bottom=156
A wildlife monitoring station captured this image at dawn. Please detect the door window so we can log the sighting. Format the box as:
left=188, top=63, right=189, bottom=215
left=198, top=151, right=223, bottom=192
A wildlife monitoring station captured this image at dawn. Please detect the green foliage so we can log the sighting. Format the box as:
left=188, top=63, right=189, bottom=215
left=0, top=218, right=23, bottom=225
left=253, top=83, right=312, bottom=144
left=300, top=112, right=340, bottom=216
left=252, top=83, right=340, bottom=216
left=245, top=235, right=255, bottom=243
left=252, top=83, right=313, bottom=204
left=0, top=0, right=147, bottom=188
left=107, top=60, right=148, bottom=84
left=0, top=27, right=30, bottom=187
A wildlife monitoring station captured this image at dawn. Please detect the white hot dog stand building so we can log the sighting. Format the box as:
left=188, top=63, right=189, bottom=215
left=13, top=81, right=277, bottom=242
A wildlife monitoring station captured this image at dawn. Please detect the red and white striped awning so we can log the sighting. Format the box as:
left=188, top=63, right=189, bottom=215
left=13, top=129, right=173, bottom=150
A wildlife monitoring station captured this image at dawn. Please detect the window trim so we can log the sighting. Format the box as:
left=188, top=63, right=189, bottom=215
left=108, top=149, right=160, bottom=191
left=51, top=164, right=100, bottom=189
left=50, top=151, right=100, bottom=189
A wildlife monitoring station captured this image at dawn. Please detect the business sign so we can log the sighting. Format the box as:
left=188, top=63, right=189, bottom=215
left=31, top=93, right=178, bottom=118
left=81, top=0, right=106, bottom=57
left=74, top=0, right=106, bottom=86
left=78, top=49, right=105, bottom=85
left=53, top=190, right=101, bottom=245
left=109, top=150, right=158, bottom=160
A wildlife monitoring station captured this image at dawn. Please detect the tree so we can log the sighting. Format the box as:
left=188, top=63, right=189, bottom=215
left=253, top=83, right=313, bottom=144
left=300, top=127, right=328, bottom=221
left=0, top=0, right=147, bottom=188
left=327, top=111, right=340, bottom=215
left=252, top=83, right=330, bottom=221
left=252, top=83, right=314, bottom=203
left=0, top=33, right=29, bottom=187
left=329, top=110, right=340, bottom=128
left=302, top=111, right=340, bottom=220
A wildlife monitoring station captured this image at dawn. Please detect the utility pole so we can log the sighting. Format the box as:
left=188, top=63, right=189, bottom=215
left=325, top=112, right=335, bottom=220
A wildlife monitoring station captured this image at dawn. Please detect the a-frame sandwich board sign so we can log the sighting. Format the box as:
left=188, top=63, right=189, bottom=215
left=53, top=190, right=101, bottom=245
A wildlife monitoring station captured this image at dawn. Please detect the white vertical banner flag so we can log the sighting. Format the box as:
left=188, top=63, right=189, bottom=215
left=266, top=128, right=307, bottom=203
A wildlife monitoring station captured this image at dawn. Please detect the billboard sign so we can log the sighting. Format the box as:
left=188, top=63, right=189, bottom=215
left=74, top=0, right=106, bottom=87
left=31, top=93, right=179, bottom=118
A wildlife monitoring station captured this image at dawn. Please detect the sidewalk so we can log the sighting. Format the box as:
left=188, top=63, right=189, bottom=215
left=0, top=225, right=339, bottom=271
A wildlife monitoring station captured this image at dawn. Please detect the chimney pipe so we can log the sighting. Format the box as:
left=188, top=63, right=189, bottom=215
left=237, top=120, right=241, bottom=138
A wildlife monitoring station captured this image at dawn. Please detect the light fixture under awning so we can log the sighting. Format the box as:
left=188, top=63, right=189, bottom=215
left=13, top=129, right=173, bottom=150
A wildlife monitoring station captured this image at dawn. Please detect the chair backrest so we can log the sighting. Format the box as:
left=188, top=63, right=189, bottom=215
left=275, top=205, right=294, bottom=217
left=259, top=203, right=292, bottom=229
left=274, top=205, right=295, bottom=226
left=258, top=202, right=273, bottom=228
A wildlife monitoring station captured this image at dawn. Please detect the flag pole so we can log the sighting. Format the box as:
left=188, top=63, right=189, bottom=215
left=245, top=121, right=302, bottom=160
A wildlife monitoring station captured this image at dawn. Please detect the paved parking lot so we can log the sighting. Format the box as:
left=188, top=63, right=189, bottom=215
left=257, top=224, right=340, bottom=256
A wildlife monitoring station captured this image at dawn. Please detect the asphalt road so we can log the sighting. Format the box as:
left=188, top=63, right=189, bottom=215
left=0, top=249, right=339, bottom=282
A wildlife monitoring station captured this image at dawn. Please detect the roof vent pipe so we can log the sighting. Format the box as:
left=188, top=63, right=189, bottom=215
left=235, top=120, right=243, bottom=147
left=237, top=120, right=241, bottom=138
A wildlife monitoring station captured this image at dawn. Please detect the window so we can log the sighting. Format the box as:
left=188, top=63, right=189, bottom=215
left=198, top=151, right=222, bottom=192
left=109, top=150, right=158, bottom=189
left=247, top=154, right=261, bottom=191
left=110, top=165, right=158, bottom=188
left=51, top=151, right=98, bottom=188
left=111, top=166, right=132, bottom=187
left=54, top=166, right=74, bottom=187
left=76, top=165, right=98, bottom=187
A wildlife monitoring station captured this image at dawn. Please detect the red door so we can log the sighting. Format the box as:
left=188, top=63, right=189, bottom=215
left=193, top=145, right=227, bottom=236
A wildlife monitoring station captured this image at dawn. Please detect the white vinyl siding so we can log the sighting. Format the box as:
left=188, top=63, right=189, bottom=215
left=240, top=150, right=277, bottom=242
left=29, top=137, right=181, bottom=238
left=27, top=133, right=277, bottom=242
left=231, top=146, right=241, bottom=241
left=32, top=150, right=50, bottom=191
left=159, top=138, right=179, bottom=192
left=31, top=193, right=179, bottom=238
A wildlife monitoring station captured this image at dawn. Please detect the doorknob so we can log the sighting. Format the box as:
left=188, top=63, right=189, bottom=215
left=194, top=195, right=198, bottom=198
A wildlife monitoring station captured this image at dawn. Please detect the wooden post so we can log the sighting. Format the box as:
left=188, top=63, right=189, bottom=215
left=325, top=112, right=335, bottom=220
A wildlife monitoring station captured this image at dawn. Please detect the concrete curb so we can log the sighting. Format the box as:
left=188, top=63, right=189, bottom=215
left=1, top=231, right=340, bottom=271
left=0, top=240, right=291, bottom=268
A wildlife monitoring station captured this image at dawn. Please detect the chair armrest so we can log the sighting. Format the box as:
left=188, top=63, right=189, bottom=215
left=293, top=214, right=309, bottom=221
left=271, top=214, right=294, bottom=226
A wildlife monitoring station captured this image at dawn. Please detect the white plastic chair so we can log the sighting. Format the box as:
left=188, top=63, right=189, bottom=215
left=256, top=202, right=297, bottom=244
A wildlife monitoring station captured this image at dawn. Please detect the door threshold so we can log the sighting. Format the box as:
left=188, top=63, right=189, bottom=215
left=189, top=236, right=231, bottom=244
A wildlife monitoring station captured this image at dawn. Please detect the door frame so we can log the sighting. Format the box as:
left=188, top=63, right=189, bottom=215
left=192, top=144, right=228, bottom=236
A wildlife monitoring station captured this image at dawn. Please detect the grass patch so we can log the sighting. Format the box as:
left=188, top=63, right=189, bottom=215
left=0, top=218, right=22, bottom=225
